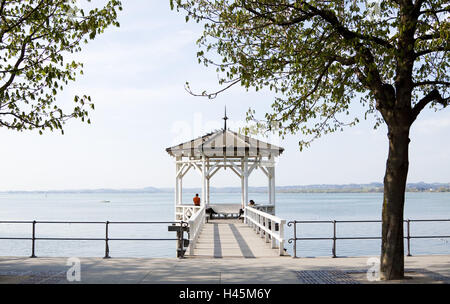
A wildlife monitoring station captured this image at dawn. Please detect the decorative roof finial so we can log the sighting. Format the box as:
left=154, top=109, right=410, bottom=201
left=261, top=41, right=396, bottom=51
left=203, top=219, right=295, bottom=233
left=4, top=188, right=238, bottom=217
left=223, top=106, right=228, bottom=131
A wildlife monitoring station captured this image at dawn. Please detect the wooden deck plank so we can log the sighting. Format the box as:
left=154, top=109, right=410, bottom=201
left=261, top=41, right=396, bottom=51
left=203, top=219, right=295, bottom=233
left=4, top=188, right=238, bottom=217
left=188, top=219, right=283, bottom=258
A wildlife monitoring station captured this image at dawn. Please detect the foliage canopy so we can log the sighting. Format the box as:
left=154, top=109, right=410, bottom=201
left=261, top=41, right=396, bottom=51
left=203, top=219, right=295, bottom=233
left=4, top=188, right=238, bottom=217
left=171, top=0, right=449, bottom=149
left=0, top=0, right=122, bottom=134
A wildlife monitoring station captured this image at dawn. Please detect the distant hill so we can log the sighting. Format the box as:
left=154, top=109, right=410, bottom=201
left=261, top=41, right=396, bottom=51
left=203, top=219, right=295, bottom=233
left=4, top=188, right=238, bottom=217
left=2, top=182, right=449, bottom=193
left=275, top=182, right=450, bottom=193
left=2, top=186, right=162, bottom=194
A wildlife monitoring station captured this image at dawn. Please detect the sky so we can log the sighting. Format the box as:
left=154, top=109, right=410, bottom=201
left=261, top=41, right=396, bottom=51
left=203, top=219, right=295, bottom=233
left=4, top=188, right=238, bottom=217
left=0, top=1, right=449, bottom=191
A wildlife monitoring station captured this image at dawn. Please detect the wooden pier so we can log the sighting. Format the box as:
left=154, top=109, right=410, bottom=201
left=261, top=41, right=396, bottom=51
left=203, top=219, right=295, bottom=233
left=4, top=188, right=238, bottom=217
left=188, top=219, right=285, bottom=258
left=182, top=205, right=287, bottom=258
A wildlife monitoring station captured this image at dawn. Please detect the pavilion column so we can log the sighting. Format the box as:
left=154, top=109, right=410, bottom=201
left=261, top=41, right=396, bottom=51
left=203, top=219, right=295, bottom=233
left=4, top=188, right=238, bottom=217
left=179, top=178, right=183, bottom=204
left=206, top=158, right=210, bottom=207
left=175, top=156, right=182, bottom=206
left=268, top=165, right=275, bottom=205
left=241, top=159, right=245, bottom=208
left=206, top=177, right=210, bottom=207
left=201, top=156, right=206, bottom=207
left=176, top=177, right=183, bottom=204
left=268, top=166, right=272, bottom=205
left=242, top=156, right=249, bottom=223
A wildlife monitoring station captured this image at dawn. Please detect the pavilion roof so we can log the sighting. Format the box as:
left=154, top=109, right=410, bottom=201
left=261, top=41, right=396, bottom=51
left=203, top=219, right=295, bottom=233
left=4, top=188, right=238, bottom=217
left=166, top=129, right=284, bottom=158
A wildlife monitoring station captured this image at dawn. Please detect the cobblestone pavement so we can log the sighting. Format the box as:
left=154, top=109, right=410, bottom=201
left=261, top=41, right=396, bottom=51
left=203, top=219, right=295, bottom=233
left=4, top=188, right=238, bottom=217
left=0, top=270, right=66, bottom=284
left=295, top=269, right=450, bottom=284
left=295, top=270, right=362, bottom=284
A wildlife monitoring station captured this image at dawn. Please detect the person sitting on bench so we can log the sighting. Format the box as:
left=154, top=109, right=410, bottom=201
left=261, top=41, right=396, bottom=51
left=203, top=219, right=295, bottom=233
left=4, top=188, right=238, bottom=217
left=205, top=207, right=217, bottom=219
left=238, top=200, right=256, bottom=219
left=238, top=207, right=244, bottom=219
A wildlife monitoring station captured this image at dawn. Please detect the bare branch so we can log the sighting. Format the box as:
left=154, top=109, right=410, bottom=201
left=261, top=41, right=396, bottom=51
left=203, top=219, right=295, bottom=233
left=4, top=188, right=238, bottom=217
left=185, top=78, right=241, bottom=99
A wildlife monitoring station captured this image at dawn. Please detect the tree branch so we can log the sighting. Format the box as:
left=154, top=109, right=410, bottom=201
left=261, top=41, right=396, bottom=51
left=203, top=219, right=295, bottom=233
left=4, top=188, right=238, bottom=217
left=300, top=3, right=395, bottom=49
left=414, top=81, right=450, bottom=87
left=415, top=47, right=450, bottom=58
left=242, top=1, right=394, bottom=49
left=0, top=39, right=28, bottom=92
left=411, top=89, right=449, bottom=121
left=242, top=3, right=313, bottom=26
left=334, top=55, right=357, bottom=66
left=184, top=78, right=241, bottom=99
left=0, top=0, right=47, bottom=39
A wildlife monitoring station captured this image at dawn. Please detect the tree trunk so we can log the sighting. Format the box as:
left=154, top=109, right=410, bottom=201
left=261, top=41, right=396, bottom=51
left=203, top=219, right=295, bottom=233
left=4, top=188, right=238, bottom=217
left=380, top=126, right=411, bottom=280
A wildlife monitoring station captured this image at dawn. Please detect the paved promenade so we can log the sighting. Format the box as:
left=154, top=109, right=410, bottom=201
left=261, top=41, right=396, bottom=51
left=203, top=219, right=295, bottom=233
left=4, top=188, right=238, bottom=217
left=0, top=255, right=449, bottom=284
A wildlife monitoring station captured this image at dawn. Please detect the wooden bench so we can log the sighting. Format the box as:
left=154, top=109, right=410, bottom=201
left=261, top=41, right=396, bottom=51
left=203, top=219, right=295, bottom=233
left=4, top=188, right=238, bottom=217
left=207, top=204, right=242, bottom=219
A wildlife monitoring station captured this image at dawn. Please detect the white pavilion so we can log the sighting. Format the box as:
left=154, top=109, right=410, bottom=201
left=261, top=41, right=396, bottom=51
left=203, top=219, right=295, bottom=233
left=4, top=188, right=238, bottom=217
left=166, top=114, right=284, bottom=221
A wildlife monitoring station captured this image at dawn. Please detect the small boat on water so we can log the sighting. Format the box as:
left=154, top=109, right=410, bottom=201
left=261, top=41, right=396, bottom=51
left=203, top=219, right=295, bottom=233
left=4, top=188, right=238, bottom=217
left=100, top=200, right=111, bottom=203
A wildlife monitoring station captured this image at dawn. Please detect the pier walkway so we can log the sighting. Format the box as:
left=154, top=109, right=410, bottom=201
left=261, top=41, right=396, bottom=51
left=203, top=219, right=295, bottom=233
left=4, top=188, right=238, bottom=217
left=188, top=219, right=284, bottom=258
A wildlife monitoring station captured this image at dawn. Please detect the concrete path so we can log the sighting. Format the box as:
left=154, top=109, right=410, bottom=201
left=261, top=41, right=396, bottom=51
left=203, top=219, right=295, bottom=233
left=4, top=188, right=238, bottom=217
left=0, top=255, right=449, bottom=284
left=191, top=219, right=282, bottom=258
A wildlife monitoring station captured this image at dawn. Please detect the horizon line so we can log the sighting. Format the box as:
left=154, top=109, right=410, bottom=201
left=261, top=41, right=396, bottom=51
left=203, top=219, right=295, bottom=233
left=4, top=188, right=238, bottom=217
left=1, top=181, right=449, bottom=193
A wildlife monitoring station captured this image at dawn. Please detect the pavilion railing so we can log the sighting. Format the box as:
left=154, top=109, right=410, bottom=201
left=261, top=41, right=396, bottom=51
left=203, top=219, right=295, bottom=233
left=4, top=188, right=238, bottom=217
left=0, top=220, right=187, bottom=259
left=187, top=205, right=206, bottom=255
left=287, top=219, right=450, bottom=258
left=245, top=206, right=286, bottom=255
left=251, top=204, right=275, bottom=216
left=175, top=205, right=202, bottom=221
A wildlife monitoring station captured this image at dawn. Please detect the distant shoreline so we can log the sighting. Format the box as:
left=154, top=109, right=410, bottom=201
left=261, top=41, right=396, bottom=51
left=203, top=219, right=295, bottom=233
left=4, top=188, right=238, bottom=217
left=1, top=182, right=449, bottom=194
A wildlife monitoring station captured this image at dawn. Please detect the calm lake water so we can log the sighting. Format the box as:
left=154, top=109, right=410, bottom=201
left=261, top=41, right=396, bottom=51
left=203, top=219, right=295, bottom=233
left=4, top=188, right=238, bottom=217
left=0, top=192, right=449, bottom=258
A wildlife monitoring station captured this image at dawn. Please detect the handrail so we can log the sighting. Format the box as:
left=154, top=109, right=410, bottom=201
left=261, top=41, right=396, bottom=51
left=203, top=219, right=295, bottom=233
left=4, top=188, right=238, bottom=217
left=0, top=220, right=187, bottom=258
left=187, top=205, right=206, bottom=255
left=245, top=206, right=281, bottom=223
left=287, top=218, right=450, bottom=258
left=175, top=205, right=202, bottom=221
left=244, top=206, right=286, bottom=256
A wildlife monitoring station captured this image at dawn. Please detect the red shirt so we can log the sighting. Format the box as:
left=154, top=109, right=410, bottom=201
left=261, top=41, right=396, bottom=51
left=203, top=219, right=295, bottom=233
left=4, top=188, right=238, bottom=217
left=193, top=196, right=200, bottom=206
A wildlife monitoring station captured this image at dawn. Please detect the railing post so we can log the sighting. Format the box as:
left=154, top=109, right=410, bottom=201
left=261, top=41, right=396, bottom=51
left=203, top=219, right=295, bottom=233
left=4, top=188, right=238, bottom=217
left=188, top=219, right=194, bottom=256
left=265, top=220, right=270, bottom=243
left=257, top=214, right=260, bottom=234
left=260, top=217, right=265, bottom=238
left=271, top=219, right=277, bottom=249
left=406, top=219, right=411, bottom=257
left=293, top=221, right=297, bottom=258
left=332, top=220, right=337, bottom=258
left=279, top=220, right=285, bottom=256
left=179, top=221, right=185, bottom=259
left=104, top=221, right=110, bottom=259
left=30, top=220, right=36, bottom=258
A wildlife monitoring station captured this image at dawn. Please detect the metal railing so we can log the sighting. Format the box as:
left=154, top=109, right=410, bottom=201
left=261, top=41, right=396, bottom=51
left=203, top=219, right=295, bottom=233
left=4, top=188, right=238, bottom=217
left=245, top=206, right=286, bottom=255
left=287, top=219, right=450, bottom=258
left=0, top=220, right=187, bottom=258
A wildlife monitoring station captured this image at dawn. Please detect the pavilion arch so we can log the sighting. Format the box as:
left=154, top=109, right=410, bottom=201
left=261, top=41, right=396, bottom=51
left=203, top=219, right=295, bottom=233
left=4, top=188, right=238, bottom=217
left=245, top=166, right=272, bottom=204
